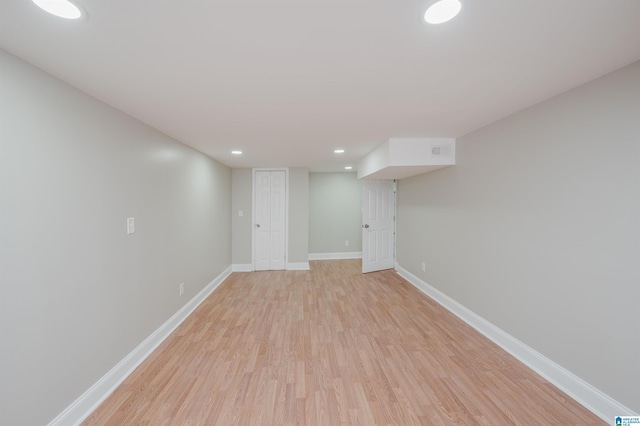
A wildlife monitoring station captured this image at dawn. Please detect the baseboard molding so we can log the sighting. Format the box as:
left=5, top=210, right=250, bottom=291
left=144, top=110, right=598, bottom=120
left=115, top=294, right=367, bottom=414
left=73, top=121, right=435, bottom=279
left=48, top=265, right=233, bottom=426
left=286, top=262, right=310, bottom=271
left=232, top=263, right=253, bottom=272
left=308, top=252, right=362, bottom=260
left=234, top=263, right=310, bottom=272
left=394, top=264, right=636, bottom=422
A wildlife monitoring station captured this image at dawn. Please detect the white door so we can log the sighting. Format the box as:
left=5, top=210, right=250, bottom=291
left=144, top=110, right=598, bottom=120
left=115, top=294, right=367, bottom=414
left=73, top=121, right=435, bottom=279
left=254, top=170, right=286, bottom=271
left=362, top=180, right=395, bottom=273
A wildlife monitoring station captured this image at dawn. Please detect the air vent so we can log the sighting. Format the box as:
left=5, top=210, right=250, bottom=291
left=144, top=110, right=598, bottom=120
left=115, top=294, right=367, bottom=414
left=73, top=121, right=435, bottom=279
left=431, top=145, right=452, bottom=156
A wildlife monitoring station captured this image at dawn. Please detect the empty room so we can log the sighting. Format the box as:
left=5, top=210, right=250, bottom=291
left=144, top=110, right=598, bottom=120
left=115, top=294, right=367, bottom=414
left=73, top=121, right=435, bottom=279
left=1, top=0, right=639, bottom=425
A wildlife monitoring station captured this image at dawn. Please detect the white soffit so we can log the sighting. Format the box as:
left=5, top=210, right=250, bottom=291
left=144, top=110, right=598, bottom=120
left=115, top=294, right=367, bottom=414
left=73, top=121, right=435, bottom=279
left=357, top=138, right=456, bottom=180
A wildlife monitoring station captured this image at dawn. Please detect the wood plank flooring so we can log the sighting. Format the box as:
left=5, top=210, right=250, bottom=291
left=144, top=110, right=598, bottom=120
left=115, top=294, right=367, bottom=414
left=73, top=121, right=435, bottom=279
left=83, top=260, right=604, bottom=425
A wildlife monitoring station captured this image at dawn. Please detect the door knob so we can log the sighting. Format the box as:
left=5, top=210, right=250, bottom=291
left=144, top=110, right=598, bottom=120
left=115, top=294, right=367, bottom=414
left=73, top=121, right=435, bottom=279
left=364, top=224, right=369, bottom=228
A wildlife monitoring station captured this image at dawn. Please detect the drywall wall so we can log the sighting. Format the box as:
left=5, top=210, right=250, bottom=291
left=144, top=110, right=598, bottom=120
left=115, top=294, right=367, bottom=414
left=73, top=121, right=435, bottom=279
left=309, top=172, right=362, bottom=255
left=396, top=60, right=640, bottom=412
left=231, top=168, right=253, bottom=266
left=0, top=50, right=232, bottom=425
left=287, top=168, right=310, bottom=265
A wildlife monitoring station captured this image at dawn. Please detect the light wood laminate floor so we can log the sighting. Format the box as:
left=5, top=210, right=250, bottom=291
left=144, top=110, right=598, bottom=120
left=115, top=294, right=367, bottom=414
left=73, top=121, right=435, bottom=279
left=83, top=260, right=604, bottom=425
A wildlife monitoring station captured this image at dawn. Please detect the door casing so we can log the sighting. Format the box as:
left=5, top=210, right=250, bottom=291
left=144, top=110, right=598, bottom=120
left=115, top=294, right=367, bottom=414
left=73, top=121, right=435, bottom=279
left=362, top=179, right=396, bottom=273
left=252, top=168, right=288, bottom=271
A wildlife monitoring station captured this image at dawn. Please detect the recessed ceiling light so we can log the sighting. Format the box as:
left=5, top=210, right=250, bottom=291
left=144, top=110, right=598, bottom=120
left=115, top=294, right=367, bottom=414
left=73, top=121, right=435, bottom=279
left=334, top=149, right=345, bottom=154
left=32, top=0, right=85, bottom=20
left=231, top=150, right=242, bottom=155
left=345, top=166, right=353, bottom=170
left=424, top=0, right=461, bottom=24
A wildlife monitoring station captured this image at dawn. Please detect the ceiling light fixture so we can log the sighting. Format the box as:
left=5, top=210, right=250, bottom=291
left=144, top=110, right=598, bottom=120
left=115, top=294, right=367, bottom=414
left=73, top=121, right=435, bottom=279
left=424, top=0, right=461, bottom=24
left=32, top=0, right=85, bottom=19
left=231, top=150, right=242, bottom=155
left=334, top=149, right=345, bottom=154
left=345, top=166, right=353, bottom=170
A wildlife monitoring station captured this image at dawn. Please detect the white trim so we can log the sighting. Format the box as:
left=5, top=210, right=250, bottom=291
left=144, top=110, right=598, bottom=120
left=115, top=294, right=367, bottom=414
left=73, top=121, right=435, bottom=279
left=285, top=169, right=290, bottom=271
left=308, top=252, right=362, bottom=260
left=251, top=168, right=256, bottom=269
left=393, top=180, right=397, bottom=265
left=252, top=168, right=289, bottom=271
left=394, top=263, right=637, bottom=423
left=232, top=263, right=253, bottom=272
left=48, top=266, right=233, bottom=426
left=361, top=179, right=396, bottom=273
left=286, top=262, right=310, bottom=271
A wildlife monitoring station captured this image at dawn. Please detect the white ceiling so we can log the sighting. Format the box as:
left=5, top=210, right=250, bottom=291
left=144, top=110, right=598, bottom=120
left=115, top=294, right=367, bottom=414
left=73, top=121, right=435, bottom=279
left=2, top=0, right=640, bottom=172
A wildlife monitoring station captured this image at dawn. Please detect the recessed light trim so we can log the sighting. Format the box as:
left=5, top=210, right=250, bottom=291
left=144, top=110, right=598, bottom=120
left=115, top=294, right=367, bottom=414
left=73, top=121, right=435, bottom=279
left=33, top=0, right=85, bottom=20
left=345, top=166, right=353, bottom=170
left=334, top=149, right=345, bottom=154
left=231, top=150, right=242, bottom=155
left=424, top=0, right=461, bottom=24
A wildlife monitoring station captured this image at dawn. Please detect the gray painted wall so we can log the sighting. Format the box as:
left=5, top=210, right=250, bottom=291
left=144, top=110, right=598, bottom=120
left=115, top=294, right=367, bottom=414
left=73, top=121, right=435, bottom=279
left=0, top=50, right=232, bottom=425
left=288, top=168, right=310, bottom=264
left=396, top=60, right=640, bottom=412
left=231, top=168, right=309, bottom=266
left=231, top=168, right=253, bottom=265
left=309, top=172, right=362, bottom=254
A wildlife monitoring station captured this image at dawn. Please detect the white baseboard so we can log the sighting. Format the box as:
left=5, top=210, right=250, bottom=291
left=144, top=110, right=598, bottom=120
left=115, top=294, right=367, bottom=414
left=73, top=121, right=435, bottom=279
left=308, top=252, right=362, bottom=260
left=232, top=263, right=253, bottom=272
left=394, top=264, right=636, bottom=423
left=234, top=263, right=310, bottom=271
left=48, top=265, right=233, bottom=426
left=286, top=262, right=310, bottom=271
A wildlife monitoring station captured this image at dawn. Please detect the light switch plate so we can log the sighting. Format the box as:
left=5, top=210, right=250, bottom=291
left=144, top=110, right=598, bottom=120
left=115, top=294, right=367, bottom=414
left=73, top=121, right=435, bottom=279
left=127, top=217, right=135, bottom=235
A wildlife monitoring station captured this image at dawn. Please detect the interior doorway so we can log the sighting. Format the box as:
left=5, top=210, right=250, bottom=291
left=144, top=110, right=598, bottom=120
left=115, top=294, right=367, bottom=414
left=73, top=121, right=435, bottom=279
left=253, top=169, right=287, bottom=270
left=361, top=179, right=396, bottom=273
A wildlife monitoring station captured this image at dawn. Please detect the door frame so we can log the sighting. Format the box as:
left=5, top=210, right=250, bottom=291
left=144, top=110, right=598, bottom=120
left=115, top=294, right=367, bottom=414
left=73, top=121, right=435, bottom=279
left=361, top=179, right=397, bottom=273
left=252, top=168, right=289, bottom=271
